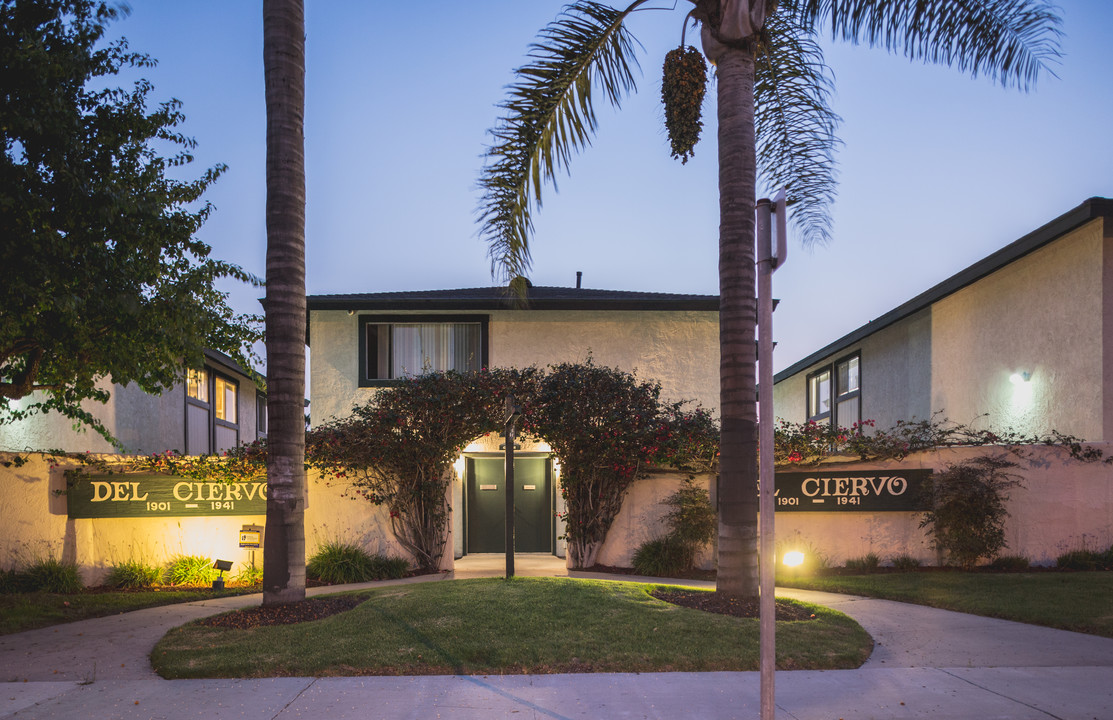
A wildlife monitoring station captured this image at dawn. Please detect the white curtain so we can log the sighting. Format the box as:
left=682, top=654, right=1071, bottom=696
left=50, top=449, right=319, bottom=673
left=391, top=323, right=480, bottom=378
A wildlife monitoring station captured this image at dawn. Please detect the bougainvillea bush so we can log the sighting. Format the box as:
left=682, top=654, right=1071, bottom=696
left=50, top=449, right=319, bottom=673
left=524, top=360, right=717, bottom=568
left=306, top=368, right=538, bottom=572
left=306, top=360, right=718, bottom=572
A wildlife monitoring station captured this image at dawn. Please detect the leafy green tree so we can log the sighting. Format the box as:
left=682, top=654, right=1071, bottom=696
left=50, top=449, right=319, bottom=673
left=262, top=0, right=307, bottom=604
left=478, top=0, right=1060, bottom=597
left=0, top=0, right=260, bottom=440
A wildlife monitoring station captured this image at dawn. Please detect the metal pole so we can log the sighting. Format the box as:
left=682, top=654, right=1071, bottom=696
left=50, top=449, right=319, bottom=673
left=504, top=396, right=520, bottom=578
left=756, top=193, right=782, bottom=720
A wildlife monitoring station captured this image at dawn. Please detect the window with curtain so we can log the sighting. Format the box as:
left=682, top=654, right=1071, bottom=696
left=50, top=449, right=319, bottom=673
left=361, top=316, right=488, bottom=384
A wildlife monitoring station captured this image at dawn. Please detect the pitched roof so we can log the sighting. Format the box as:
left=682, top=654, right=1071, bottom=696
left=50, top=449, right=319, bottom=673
left=307, top=285, right=719, bottom=312
left=774, top=197, right=1113, bottom=383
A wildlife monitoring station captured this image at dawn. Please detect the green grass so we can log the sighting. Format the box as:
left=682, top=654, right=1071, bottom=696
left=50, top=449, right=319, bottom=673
left=152, top=577, right=872, bottom=678
left=780, top=571, right=1113, bottom=637
left=0, top=587, right=258, bottom=635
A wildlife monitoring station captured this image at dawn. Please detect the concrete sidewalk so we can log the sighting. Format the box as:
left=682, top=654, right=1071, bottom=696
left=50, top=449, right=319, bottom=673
left=3, top=555, right=1112, bottom=719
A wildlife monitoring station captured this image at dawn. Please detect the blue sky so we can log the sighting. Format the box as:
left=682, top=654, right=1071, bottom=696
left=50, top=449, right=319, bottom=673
left=114, top=1, right=1111, bottom=374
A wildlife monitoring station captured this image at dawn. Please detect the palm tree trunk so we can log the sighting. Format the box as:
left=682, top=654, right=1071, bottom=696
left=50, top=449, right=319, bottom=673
left=262, top=0, right=307, bottom=605
left=714, top=44, right=760, bottom=599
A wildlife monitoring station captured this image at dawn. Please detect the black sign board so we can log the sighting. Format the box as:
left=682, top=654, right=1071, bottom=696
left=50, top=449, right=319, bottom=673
left=67, top=475, right=267, bottom=519
left=773, top=469, right=931, bottom=512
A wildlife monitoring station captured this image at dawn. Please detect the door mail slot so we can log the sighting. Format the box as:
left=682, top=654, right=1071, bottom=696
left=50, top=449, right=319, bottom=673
left=480, top=484, right=498, bottom=491
left=523, top=485, right=536, bottom=490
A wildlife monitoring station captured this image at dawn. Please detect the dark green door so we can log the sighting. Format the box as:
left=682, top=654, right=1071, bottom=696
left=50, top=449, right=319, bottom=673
left=466, top=456, right=551, bottom=553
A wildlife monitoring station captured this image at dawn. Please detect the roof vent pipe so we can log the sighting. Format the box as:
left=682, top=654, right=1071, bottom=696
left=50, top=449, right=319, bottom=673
left=576, top=271, right=582, bottom=289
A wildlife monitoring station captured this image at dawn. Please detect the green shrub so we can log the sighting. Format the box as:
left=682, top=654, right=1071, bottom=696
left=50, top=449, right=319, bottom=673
left=890, top=554, right=922, bottom=571
left=632, top=538, right=689, bottom=578
left=367, top=554, right=410, bottom=580
left=105, top=560, right=161, bottom=589
left=164, top=555, right=219, bottom=586
left=988, top=555, right=1031, bottom=571
left=307, top=542, right=410, bottom=584
left=21, top=557, right=84, bottom=593
left=1057, top=549, right=1100, bottom=571
left=0, top=568, right=25, bottom=594
left=1100, top=544, right=1113, bottom=570
left=234, top=564, right=264, bottom=586
left=919, top=456, right=1021, bottom=569
left=844, top=553, right=880, bottom=573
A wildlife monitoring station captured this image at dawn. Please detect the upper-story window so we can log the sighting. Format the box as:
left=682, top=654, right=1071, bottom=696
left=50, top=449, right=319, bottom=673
left=359, top=315, right=489, bottom=386
left=186, top=368, right=208, bottom=402
left=214, top=376, right=237, bottom=423
left=806, top=352, right=861, bottom=428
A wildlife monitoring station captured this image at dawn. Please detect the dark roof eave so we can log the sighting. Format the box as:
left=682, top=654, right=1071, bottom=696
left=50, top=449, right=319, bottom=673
left=774, top=197, right=1113, bottom=383
left=306, top=297, right=720, bottom=312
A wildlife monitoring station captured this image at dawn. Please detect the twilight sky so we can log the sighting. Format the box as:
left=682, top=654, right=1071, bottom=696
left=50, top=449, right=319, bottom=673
left=113, top=1, right=1111, bottom=375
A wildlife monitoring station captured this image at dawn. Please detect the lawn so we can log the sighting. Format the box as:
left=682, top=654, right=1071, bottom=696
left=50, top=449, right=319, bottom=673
left=152, top=577, right=873, bottom=678
left=779, top=571, right=1113, bottom=637
left=0, top=586, right=258, bottom=635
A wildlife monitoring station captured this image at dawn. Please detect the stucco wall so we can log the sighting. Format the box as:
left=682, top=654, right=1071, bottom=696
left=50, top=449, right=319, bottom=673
left=774, top=444, right=1113, bottom=567
left=4, top=443, right=1110, bottom=581
left=596, top=471, right=716, bottom=570
left=0, top=453, right=407, bottom=584
left=773, top=219, right=1105, bottom=442
left=931, top=220, right=1104, bottom=440
left=309, top=309, right=720, bottom=427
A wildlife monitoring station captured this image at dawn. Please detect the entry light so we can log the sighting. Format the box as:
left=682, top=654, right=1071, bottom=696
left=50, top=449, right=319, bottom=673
left=782, top=551, right=805, bottom=567
left=1009, top=371, right=1031, bottom=385
left=453, top=456, right=466, bottom=478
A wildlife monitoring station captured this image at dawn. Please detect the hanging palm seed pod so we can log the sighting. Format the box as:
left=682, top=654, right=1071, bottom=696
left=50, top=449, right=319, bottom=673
left=661, top=45, right=707, bottom=164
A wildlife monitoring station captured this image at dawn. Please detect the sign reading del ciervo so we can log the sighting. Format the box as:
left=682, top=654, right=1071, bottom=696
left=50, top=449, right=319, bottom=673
left=66, top=475, right=267, bottom=518
left=773, top=469, right=931, bottom=512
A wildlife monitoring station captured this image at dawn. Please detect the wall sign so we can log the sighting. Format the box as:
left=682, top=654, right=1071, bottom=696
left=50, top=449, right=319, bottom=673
left=66, top=475, right=267, bottom=518
left=773, top=469, right=931, bottom=512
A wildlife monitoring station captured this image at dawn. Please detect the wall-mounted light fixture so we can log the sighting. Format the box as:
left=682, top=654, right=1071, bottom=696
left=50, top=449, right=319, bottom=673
left=1009, top=371, right=1032, bottom=385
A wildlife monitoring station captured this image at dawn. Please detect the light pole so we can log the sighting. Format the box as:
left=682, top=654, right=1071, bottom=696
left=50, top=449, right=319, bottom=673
left=504, top=395, right=522, bottom=578
left=757, top=188, right=787, bottom=720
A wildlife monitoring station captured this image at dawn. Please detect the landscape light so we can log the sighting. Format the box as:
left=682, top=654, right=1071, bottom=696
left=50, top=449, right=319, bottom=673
left=783, top=551, right=805, bottom=567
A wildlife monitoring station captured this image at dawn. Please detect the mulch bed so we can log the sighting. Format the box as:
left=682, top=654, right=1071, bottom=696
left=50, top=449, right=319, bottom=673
left=198, top=594, right=370, bottom=629
left=651, top=589, right=816, bottom=621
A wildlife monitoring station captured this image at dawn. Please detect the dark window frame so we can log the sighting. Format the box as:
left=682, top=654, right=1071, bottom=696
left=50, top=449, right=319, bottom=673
left=358, top=314, right=490, bottom=387
left=805, top=351, right=862, bottom=428
left=805, top=366, right=832, bottom=424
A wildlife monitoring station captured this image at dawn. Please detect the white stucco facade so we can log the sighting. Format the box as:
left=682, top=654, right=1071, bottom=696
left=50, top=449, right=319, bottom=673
left=774, top=201, right=1112, bottom=444
left=309, top=307, right=720, bottom=428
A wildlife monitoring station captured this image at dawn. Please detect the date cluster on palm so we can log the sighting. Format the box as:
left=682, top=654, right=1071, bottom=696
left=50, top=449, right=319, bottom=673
left=661, top=45, right=708, bottom=164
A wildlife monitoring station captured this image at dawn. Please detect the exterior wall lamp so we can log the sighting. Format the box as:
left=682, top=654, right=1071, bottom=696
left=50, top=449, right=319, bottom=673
left=1010, top=371, right=1032, bottom=385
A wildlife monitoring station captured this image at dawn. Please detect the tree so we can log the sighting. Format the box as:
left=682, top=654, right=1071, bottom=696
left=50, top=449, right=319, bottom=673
left=0, top=0, right=260, bottom=441
left=262, top=0, right=307, bottom=605
left=479, top=0, right=1060, bottom=598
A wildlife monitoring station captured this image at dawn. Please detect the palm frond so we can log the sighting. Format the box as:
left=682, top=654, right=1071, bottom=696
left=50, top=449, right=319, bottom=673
left=754, top=12, right=841, bottom=247
left=478, top=1, right=647, bottom=283
left=784, top=0, right=1061, bottom=90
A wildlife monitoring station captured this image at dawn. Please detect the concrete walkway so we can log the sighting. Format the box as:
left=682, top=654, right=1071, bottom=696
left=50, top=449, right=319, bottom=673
left=3, top=554, right=1112, bottom=719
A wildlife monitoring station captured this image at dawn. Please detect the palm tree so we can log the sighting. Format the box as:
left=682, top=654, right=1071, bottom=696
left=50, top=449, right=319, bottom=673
left=262, top=0, right=307, bottom=605
left=478, top=0, right=1060, bottom=597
